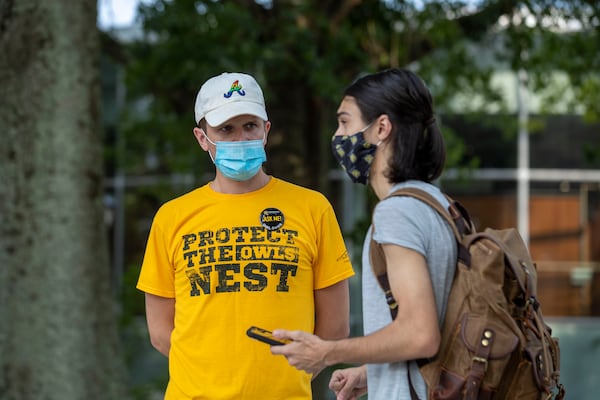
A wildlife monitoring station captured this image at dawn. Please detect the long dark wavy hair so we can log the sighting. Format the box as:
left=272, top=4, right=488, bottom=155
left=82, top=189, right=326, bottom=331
left=344, top=68, right=446, bottom=183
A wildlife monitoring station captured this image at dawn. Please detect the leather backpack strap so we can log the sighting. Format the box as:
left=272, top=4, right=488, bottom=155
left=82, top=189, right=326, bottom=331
left=370, top=225, right=399, bottom=319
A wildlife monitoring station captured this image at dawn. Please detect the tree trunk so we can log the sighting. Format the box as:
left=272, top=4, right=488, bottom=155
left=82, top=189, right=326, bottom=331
left=0, top=1, right=128, bottom=399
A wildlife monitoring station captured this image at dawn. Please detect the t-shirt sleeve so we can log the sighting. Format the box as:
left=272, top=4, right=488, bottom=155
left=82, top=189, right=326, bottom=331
left=136, top=207, right=176, bottom=298
left=313, top=202, right=355, bottom=290
left=372, top=197, right=431, bottom=257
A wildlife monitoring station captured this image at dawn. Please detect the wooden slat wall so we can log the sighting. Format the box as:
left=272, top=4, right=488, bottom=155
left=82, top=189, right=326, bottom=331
left=529, top=197, right=581, bottom=261
left=454, top=195, right=581, bottom=260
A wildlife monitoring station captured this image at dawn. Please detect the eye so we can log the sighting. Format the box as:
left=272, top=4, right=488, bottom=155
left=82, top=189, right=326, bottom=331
left=244, top=122, right=258, bottom=130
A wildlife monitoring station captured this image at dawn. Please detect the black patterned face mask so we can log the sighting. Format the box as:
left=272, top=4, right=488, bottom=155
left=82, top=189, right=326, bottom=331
left=331, top=129, right=377, bottom=185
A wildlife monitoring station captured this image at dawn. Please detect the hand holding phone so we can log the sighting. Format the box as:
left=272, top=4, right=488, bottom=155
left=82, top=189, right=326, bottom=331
left=246, top=326, right=291, bottom=346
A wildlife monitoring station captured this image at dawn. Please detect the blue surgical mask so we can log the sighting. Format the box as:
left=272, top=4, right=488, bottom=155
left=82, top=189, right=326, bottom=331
left=204, top=132, right=267, bottom=181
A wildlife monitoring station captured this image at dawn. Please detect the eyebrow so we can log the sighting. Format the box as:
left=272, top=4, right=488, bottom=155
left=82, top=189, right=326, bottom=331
left=215, top=123, right=233, bottom=130
left=336, top=111, right=351, bottom=118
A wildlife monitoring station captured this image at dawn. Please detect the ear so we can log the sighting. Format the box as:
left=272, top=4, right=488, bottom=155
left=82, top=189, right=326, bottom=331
left=374, top=114, right=393, bottom=142
left=263, top=121, right=271, bottom=144
left=193, top=127, right=210, bottom=151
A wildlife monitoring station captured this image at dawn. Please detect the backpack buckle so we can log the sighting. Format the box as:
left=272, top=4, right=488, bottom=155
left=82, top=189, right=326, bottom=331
left=472, top=356, right=488, bottom=372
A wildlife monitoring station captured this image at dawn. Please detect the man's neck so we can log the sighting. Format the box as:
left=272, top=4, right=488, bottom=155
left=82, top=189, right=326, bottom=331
left=210, top=171, right=271, bottom=194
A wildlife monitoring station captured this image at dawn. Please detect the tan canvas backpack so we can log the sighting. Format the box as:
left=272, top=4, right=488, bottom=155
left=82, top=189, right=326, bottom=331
left=370, top=187, right=565, bottom=400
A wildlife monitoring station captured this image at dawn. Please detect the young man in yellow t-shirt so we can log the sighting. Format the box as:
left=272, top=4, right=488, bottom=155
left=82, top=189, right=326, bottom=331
left=136, top=72, right=354, bottom=399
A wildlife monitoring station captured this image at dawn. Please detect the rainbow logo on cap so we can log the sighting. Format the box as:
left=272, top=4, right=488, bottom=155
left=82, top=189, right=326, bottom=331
left=223, top=80, right=246, bottom=98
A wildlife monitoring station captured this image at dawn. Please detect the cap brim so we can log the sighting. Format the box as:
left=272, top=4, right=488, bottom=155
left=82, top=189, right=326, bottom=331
left=205, top=102, right=268, bottom=127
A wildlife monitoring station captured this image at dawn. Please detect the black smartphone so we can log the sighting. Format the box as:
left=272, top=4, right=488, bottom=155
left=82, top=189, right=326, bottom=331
left=246, top=326, right=291, bottom=346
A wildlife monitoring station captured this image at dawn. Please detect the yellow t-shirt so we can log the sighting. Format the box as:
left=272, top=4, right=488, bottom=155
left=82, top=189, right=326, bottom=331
left=137, top=177, right=354, bottom=400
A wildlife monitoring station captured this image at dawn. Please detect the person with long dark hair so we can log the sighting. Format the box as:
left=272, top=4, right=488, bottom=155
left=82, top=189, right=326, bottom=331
left=272, top=68, right=456, bottom=400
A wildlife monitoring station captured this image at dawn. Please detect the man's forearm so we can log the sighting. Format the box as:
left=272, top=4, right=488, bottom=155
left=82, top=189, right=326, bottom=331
left=323, top=320, right=439, bottom=367
left=150, top=329, right=171, bottom=357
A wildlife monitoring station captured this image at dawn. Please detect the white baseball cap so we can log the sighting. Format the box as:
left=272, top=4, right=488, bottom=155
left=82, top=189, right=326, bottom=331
left=194, top=72, right=268, bottom=126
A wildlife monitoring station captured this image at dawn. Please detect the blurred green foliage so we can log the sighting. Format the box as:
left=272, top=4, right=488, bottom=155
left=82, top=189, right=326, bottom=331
left=112, top=0, right=599, bottom=190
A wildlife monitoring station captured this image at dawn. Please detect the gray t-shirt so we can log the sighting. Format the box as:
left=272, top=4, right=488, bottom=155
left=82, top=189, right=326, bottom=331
left=361, top=181, right=457, bottom=399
